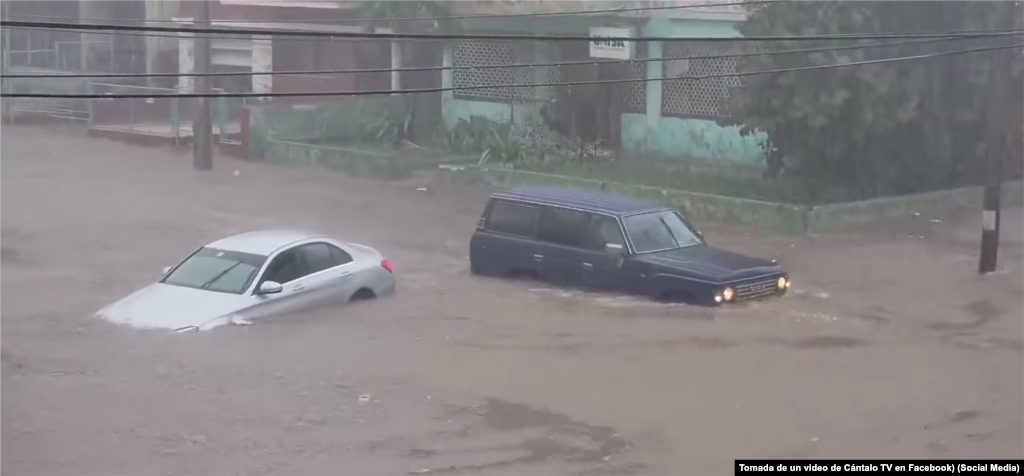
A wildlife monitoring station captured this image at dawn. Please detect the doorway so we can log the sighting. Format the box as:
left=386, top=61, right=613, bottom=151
left=548, top=40, right=628, bottom=151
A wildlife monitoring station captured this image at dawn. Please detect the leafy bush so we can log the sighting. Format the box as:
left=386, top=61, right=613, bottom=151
left=362, top=108, right=412, bottom=147
left=445, top=116, right=522, bottom=165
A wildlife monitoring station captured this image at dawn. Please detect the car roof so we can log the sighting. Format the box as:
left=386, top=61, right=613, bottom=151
left=491, top=185, right=670, bottom=216
left=205, top=229, right=325, bottom=256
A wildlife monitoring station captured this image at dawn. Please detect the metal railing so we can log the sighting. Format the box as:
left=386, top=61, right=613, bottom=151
left=84, top=84, right=245, bottom=146
left=87, top=82, right=182, bottom=143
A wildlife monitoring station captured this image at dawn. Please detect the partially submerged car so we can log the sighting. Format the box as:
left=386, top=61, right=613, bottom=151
left=97, top=229, right=395, bottom=332
left=469, top=186, right=789, bottom=305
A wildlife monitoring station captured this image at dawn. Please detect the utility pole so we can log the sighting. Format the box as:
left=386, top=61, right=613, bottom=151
left=2, top=0, right=11, bottom=124
left=974, top=0, right=1015, bottom=274
left=193, top=0, right=213, bottom=171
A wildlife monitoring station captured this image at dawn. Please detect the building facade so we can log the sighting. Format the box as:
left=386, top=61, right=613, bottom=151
left=172, top=1, right=432, bottom=100
left=440, top=0, right=767, bottom=163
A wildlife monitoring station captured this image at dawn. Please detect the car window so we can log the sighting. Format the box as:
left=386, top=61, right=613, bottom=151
left=486, top=201, right=540, bottom=237
left=328, top=243, right=354, bottom=265
left=262, top=248, right=308, bottom=284
left=538, top=207, right=593, bottom=248
left=162, top=247, right=267, bottom=295
left=298, top=242, right=341, bottom=275
left=585, top=214, right=625, bottom=251
left=623, top=210, right=703, bottom=253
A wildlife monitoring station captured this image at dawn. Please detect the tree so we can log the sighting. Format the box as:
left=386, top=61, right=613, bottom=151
left=355, top=1, right=461, bottom=34
left=722, top=1, right=1023, bottom=200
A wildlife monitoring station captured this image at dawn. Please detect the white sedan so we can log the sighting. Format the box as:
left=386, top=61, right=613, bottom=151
left=97, top=230, right=396, bottom=332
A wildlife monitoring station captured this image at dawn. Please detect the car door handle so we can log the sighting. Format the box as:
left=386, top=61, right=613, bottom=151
left=293, top=285, right=306, bottom=292
left=338, top=272, right=352, bottom=279
left=532, top=254, right=544, bottom=261
left=583, top=262, right=593, bottom=269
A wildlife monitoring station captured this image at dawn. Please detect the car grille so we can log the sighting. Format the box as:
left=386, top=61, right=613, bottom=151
left=733, top=278, right=778, bottom=300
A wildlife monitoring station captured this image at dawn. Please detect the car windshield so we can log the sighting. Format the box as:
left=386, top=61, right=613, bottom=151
left=623, top=210, right=704, bottom=253
left=161, top=247, right=267, bottom=295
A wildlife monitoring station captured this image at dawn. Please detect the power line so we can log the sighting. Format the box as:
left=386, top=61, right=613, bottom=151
left=4, top=1, right=776, bottom=25
left=4, top=43, right=1019, bottom=99
left=0, top=37, right=979, bottom=80
left=4, top=25, right=387, bottom=43
left=4, top=20, right=1022, bottom=42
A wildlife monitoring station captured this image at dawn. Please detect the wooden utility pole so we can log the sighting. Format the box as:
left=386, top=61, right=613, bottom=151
left=974, top=0, right=1015, bottom=274
left=193, top=0, right=213, bottom=171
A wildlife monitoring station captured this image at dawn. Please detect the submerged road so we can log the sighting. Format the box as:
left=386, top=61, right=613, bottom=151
left=2, top=126, right=1022, bottom=475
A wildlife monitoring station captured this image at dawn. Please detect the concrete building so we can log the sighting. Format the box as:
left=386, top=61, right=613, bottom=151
left=173, top=0, right=411, bottom=99
left=440, top=0, right=766, bottom=164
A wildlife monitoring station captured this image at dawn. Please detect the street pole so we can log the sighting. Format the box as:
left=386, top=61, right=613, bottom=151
left=193, top=0, right=213, bottom=171
left=2, top=0, right=11, bottom=124
left=978, top=51, right=1010, bottom=275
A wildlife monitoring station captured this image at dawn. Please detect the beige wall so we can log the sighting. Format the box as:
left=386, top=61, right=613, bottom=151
left=145, top=0, right=178, bottom=79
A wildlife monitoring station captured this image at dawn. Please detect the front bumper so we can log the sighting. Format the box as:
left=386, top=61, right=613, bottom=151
left=715, top=276, right=789, bottom=304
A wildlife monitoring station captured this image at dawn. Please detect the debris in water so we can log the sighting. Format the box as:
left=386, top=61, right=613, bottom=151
left=929, top=219, right=943, bottom=224
left=416, top=187, right=428, bottom=192
left=359, top=394, right=371, bottom=403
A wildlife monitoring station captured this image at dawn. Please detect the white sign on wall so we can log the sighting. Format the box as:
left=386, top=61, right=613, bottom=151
left=589, top=26, right=635, bottom=60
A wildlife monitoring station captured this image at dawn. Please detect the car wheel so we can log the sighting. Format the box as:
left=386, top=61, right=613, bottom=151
left=350, top=288, right=377, bottom=302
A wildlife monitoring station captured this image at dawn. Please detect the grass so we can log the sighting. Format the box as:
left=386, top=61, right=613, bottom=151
left=514, top=156, right=856, bottom=206
left=283, top=135, right=856, bottom=205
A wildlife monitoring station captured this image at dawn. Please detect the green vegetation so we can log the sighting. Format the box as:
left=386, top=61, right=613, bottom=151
left=722, top=1, right=1024, bottom=200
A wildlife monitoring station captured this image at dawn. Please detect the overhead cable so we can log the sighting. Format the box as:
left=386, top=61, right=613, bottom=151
left=8, top=0, right=802, bottom=25
left=3, top=20, right=1023, bottom=42
left=4, top=43, right=1019, bottom=99
left=0, top=36, right=978, bottom=80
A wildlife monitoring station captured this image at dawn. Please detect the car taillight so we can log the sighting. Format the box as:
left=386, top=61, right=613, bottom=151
left=381, top=259, right=393, bottom=273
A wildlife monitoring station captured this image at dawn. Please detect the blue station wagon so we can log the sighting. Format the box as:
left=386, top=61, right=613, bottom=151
left=469, top=186, right=790, bottom=305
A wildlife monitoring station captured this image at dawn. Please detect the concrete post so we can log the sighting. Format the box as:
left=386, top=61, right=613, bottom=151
left=645, top=39, right=663, bottom=128
left=390, top=39, right=402, bottom=92
left=176, top=18, right=194, bottom=93
left=251, top=36, right=273, bottom=95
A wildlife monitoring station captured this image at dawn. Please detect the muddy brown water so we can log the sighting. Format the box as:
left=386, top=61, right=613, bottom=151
left=2, top=127, right=1022, bottom=475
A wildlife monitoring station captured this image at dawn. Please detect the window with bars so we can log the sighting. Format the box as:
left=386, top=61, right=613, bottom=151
left=621, top=43, right=648, bottom=114
left=660, top=42, right=741, bottom=119
left=452, top=41, right=533, bottom=102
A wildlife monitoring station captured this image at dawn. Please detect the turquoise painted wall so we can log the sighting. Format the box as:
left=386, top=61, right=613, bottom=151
left=439, top=14, right=768, bottom=164
left=622, top=17, right=767, bottom=164
left=621, top=113, right=767, bottom=162
left=441, top=41, right=553, bottom=136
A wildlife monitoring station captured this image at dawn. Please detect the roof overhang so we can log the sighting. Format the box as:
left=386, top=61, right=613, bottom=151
left=171, top=17, right=364, bottom=34
left=219, top=0, right=356, bottom=9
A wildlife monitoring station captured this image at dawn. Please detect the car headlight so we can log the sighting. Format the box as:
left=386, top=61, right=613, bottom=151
left=777, top=277, right=788, bottom=289
left=722, top=287, right=734, bottom=301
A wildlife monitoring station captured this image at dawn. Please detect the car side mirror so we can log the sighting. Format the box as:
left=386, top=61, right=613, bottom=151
left=604, top=243, right=624, bottom=260
left=256, top=281, right=283, bottom=295
left=162, top=266, right=172, bottom=276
